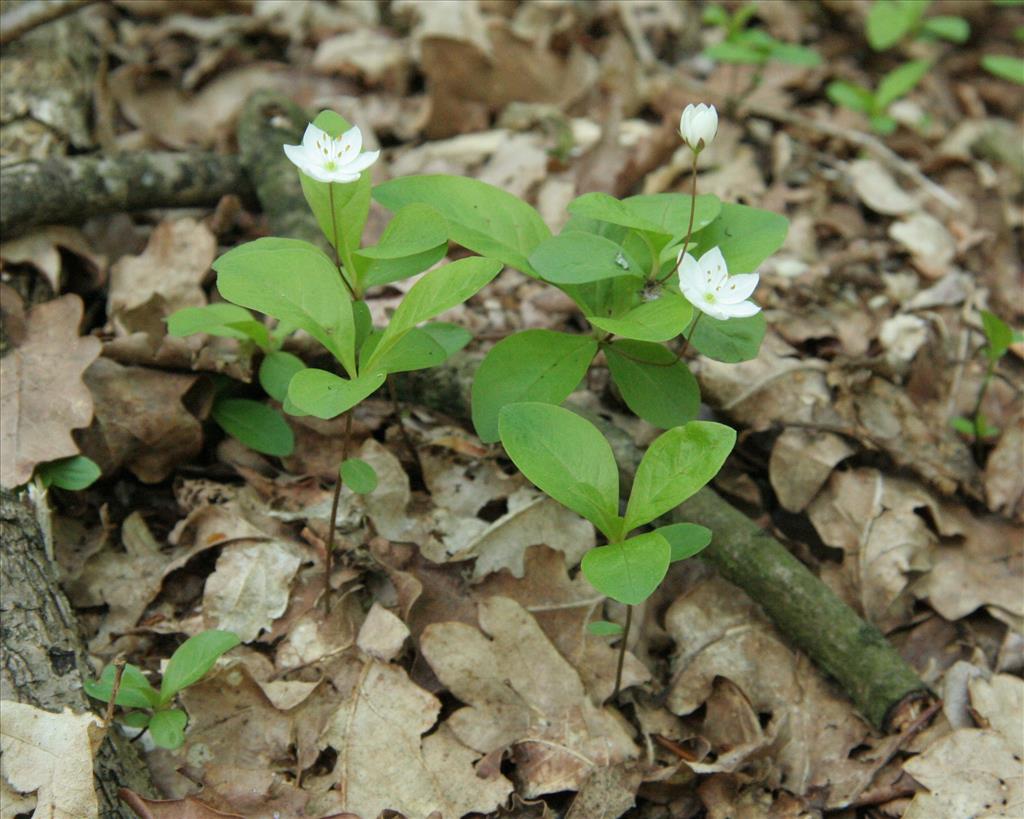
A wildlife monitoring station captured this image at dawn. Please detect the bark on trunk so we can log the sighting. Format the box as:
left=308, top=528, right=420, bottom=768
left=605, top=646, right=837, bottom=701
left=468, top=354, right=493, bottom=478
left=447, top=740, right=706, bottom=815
left=0, top=152, right=252, bottom=239
left=1, top=488, right=154, bottom=816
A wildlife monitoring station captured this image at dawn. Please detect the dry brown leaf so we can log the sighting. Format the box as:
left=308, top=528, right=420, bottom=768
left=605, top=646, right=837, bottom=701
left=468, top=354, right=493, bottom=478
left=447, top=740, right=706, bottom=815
left=985, top=411, right=1024, bottom=520
left=317, top=659, right=513, bottom=818
left=888, top=212, right=956, bottom=278
left=0, top=701, right=104, bottom=819
left=120, top=790, right=245, bottom=818
left=476, top=544, right=649, bottom=702
left=77, top=357, right=202, bottom=483
left=807, top=468, right=937, bottom=630
left=665, top=576, right=871, bottom=804
left=968, top=673, right=1023, bottom=742
left=848, top=159, right=919, bottom=215
left=107, top=218, right=216, bottom=339
left=769, top=428, right=854, bottom=513
left=202, top=539, right=305, bottom=643
left=312, top=29, right=410, bottom=91
left=356, top=601, right=410, bottom=662
left=902, top=729, right=1023, bottom=818
left=421, top=596, right=637, bottom=797
left=0, top=295, right=100, bottom=488
left=0, top=226, right=106, bottom=294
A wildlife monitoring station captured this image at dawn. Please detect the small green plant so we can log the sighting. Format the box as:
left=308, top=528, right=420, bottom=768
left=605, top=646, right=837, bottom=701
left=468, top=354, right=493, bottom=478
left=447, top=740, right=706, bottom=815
left=827, top=58, right=931, bottom=134
left=865, top=0, right=970, bottom=51
left=35, top=454, right=101, bottom=490
left=952, top=310, right=1021, bottom=458
left=499, top=403, right=733, bottom=696
left=702, top=3, right=822, bottom=67
left=85, top=630, right=239, bottom=749
left=376, top=105, right=787, bottom=444
left=982, top=26, right=1024, bottom=84
left=171, top=110, right=495, bottom=592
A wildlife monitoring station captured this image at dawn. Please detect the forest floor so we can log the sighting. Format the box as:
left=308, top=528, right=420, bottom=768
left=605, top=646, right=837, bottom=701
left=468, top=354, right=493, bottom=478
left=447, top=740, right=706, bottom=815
left=0, top=1, right=1022, bottom=818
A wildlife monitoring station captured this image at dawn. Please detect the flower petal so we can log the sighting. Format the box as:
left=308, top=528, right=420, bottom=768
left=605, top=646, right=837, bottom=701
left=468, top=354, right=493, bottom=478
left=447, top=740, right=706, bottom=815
left=676, top=252, right=704, bottom=290
left=720, top=299, right=761, bottom=319
left=341, top=149, right=379, bottom=175
left=284, top=143, right=316, bottom=173
left=699, top=246, right=729, bottom=289
left=301, top=122, right=328, bottom=154
left=717, top=273, right=759, bottom=304
left=336, top=125, right=363, bottom=162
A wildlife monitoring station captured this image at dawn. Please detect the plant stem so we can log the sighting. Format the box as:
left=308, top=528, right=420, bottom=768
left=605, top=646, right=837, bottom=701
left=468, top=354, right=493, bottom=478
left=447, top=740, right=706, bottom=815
left=971, top=356, right=997, bottom=464
left=611, top=604, right=633, bottom=700
left=324, top=411, right=354, bottom=606
left=328, top=183, right=357, bottom=300
left=103, top=656, right=127, bottom=725
left=656, top=152, right=700, bottom=285
left=677, top=311, right=703, bottom=360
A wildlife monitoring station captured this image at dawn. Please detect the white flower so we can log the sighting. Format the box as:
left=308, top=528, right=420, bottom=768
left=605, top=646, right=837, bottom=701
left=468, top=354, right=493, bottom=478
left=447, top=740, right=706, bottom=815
left=283, top=122, right=379, bottom=184
left=677, top=246, right=760, bottom=321
left=678, top=103, right=718, bottom=153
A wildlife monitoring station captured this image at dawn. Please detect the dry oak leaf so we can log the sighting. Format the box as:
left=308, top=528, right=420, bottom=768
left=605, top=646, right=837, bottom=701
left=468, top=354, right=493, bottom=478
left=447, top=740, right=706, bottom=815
left=0, top=701, right=104, bottom=819
left=665, top=576, right=870, bottom=805
left=421, top=595, right=638, bottom=798
left=318, top=659, right=513, bottom=819
left=0, top=294, right=100, bottom=488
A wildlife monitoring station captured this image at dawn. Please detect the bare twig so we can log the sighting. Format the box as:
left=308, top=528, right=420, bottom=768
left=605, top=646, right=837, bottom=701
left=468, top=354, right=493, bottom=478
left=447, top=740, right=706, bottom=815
left=0, top=0, right=95, bottom=46
left=102, top=656, right=127, bottom=725
left=611, top=605, right=633, bottom=700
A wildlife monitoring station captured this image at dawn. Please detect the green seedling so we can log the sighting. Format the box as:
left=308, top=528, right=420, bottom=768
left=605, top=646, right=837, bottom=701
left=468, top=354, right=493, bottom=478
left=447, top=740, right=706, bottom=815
left=499, top=402, right=734, bottom=696
left=865, top=0, right=970, bottom=51
left=35, top=455, right=102, bottom=490
left=827, top=59, right=932, bottom=134
left=952, top=310, right=1021, bottom=460
left=982, top=27, right=1024, bottom=85
left=85, top=630, right=240, bottom=750
left=170, top=110, right=494, bottom=594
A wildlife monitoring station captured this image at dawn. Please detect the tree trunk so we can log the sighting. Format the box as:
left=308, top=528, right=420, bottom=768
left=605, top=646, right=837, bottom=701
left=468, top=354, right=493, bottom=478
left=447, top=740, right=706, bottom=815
left=1, top=488, right=154, bottom=816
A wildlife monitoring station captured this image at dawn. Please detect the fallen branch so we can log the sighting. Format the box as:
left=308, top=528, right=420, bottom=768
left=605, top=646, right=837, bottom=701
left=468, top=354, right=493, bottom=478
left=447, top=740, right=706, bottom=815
left=0, top=0, right=95, bottom=46
left=0, top=151, right=253, bottom=239
left=0, top=488, right=155, bottom=814
left=240, top=90, right=933, bottom=733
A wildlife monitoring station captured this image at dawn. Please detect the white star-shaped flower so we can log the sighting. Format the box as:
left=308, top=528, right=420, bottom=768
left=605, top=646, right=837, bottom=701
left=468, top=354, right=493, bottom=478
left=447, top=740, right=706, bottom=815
left=677, top=246, right=760, bottom=321
left=283, top=122, right=380, bottom=184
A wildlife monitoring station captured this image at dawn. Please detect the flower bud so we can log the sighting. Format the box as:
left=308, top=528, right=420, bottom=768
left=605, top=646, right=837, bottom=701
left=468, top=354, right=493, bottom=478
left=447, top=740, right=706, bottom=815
left=679, top=103, right=718, bottom=153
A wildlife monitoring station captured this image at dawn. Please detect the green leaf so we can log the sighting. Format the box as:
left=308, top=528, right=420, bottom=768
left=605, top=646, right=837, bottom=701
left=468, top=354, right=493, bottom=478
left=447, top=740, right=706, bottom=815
left=605, top=340, right=700, bottom=429
left=981, top=310, right=1013, bottom=360
left=367, top=257, right=501, bottom=370
left=472, top=330, right=597, bottom=443
left=258, top=351, right=305, bottom=403
left=921, top=15, right=969, bottom=42
left=976, top=413, right=1000, bottom=439
left=653, top=523, right=713, bottom=562
left=950, top=416, right=976, bottom=436
left=702, top=4, right=730, bottom=27
left=166, top=304, right=269, bottom=349
left=149, top=709, right=188, bottom=750
left=84, top=663, right=160, bottom=709
left=624, top=421, right=736, bottom=530
left=581, top=532, right=672, bottom=605
left=363, top=327, right=448, bottom=373
left=357, top=204, right=447, bottom=260
left=687, top=203, right=788, bottom=274
left=562, top=275, right=642, bottom=319
left=529, top=232, right=644, bottom=285
left=877, top=59, right=931, bottom=109
left=588, top=293, right=693, bottom=342
left=214, top=238, right=356, bottom=376
left=373, top=175, right=551, bottom=274
left=362, top=244, right=448, bottom=288
left=499, top=402, right=621, bottom=538
left=287, top=369, right=386, bottom=419
left=827, top=81, right=875, bottom=114
left=119, top=711, right=152, bottom=729
left=420, top=322, right=472, bottom=358
left=587, top=620, right=624, bottom=636
left=159, top=630, right=240, bottom=703
left=982, top=54, right=1024, bottom=85
left=37, top=455, right=101, bottom=490
left=869, top=114, right=898, bottom=134
left=704, top=40, right=767, bottom=64
left=768, top=42, right=822, bottom=66
left=567, top=192, right=665, bottom=234
left=212, top=398, right=294, bottom=457
left=689, top=312, right=766, bottom=363
left=340, top=457, right=378, bottom=494
left=621, top=194, right=723, bottom=242
left=867, top=0, right=926, bottom=50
